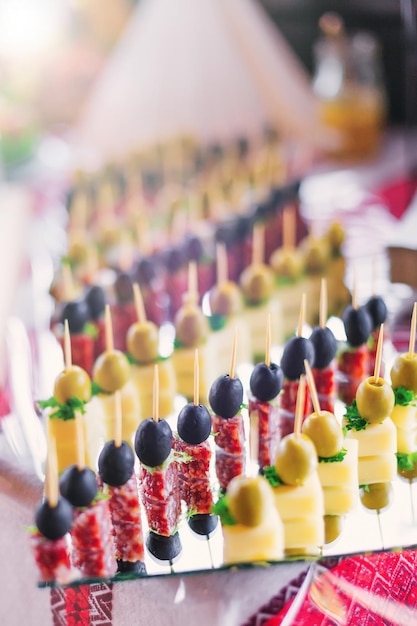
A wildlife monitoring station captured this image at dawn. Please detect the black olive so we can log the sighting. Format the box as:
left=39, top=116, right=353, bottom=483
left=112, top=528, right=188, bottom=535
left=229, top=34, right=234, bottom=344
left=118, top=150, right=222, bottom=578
left=114, top=271, right=134, bottom=303
left=281, top=336, right=315, bottom=380
left=162, top=246, right=186, bottom=274
left=177, top=403, right=212, bottom=444
left=98, top=440, right=135, bottom=486
left=61, top=299, right=89, bottom=334
left=132, top=257, right=157, bottom=286
left=365, top=296, right=388, bottom=330
left=134, top=418, right=172, bottom=467
left=59, top=465, right=98, bottom=507
left=35, top=497, right=73, bottom=540
left=146, top=530, right=182, bottom=562
left=184, top=235, right=203, bottom=262
left=342, top=305, right=372, bottom=347
left=85, top=285, right=106, bottom=320
left=309, top=326, right=337, bottom=369
left=188, top=513, right=218, bottom=536
left=209, top=375, right=243, bottom=419
left=249, top=362, right=284, bottom=402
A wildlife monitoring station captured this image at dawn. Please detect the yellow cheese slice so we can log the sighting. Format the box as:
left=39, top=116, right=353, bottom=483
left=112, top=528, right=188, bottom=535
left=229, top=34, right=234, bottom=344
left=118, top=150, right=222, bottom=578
left=273, top=472, right=324, bottom=520
left=172, top=343, right=216, bottom=403
left=207, top=316, right=252, bottom=377
left=322, top=486, right=358, bottom=515
left=395, top=425, right=417, bottom=454
left=346, top=418, right=397, bottom=457
left=390, top=404, right=417, bottom=430
left=131, top=359, right=176, bottom=419
left=222, top=509, right=284, bottom=565
left=357, top=453, right=397, bottom=485
left=281, top=515, right=324, bottom=552
left=317, top=439, right=358, bottom=488
left=98, top=379, right=141, bottom=448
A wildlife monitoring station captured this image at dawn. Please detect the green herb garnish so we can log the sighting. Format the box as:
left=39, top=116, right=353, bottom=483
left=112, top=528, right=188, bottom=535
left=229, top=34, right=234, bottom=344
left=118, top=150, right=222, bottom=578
left=343, top=400, right=369, bottom=432
left=263, top=465, right=284, bottom=488
left=319, top=448, right=347, bottom=463
left=393, top=386, right=416, bottom=407
left=396, top=451, right=417, bottom=471
left=208, top=314, right=228, bottom=332
left=37, top=396, right=88, bottom=421
left=212, top=494, right=236, bottom=526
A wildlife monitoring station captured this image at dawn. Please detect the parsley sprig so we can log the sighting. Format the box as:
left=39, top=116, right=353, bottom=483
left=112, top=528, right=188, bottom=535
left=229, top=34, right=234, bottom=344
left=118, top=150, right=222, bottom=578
left=397, top=451, right=417, bottom=471
left=343, top=400, right=369, bottom=432
left=37, top=396, right=88, bottom=421
left=212, top=494, right=236, bottom=526
left=263, top=465, right=284, bottom=488
left=319, top=448, right=347, bottom=463
left=393, top=386, right=416, bottom=407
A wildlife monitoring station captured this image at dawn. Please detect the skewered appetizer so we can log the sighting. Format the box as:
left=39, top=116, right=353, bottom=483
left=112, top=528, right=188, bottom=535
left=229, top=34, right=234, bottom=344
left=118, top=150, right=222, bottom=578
left=265, top=377, right=325, bottom=556
left=309, top=279, right=338, bottom=413
left=302, top=360, right=358, bottom=545
left=39, top=321, right=105, bottom=473
left=270, top=205, right=306, bottom=340
left=239, top=223, right=284, bottom=361
left=30, top=438, right=75, bottom=583
left=52, top=264, right=96, bottom=377
left=389, top=303, right=417, bottom=482
left=343, top=327, right=397, bottom=513
left=298, top=232, right=329, bottom=327
left=248, top=319, right=284, bottom=470
left=98, top=392, right=145, bottom=574
left=173, top=351, right=218, bottom=536
left=214, top=475, right=284, bottom=565
left=93, top=305, right=141, bottom=448
left=171, top=262, right=215, bottom=403
left=338, top=294, right=372, bottom=405
left=127, top=283, right=176, bottom=419
left=58, top=414, right=117, bottom=579
left=279, top=295, right=315, bottom=433
left=323, top=221, right=350, bottom=317
left=207, top=242, right=252, bottom=376
left=135, top=367, right=182, bottom=562
left=365, top=293, right=388, bottom=378
left=209, top=337, right=245, bottom=491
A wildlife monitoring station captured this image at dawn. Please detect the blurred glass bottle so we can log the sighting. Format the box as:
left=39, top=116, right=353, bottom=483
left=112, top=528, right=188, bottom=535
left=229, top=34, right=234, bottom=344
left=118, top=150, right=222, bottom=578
left=312, top=12, right=387, bottom=160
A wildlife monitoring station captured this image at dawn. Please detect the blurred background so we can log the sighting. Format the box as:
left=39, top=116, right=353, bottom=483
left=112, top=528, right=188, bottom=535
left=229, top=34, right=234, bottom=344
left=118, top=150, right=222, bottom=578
left=0, top=0, right=414, bottom=175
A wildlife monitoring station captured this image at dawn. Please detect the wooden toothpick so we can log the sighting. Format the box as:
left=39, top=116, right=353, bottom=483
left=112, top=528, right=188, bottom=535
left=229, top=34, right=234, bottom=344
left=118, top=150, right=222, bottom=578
left=408, top=303, right=417, bottom=358
left=153, top=364, right=159, bottom=422
left=114, top=390, right=122, bottom=447
left=104, top=305, right=114, bottom=352
left=297, top=293, right=306, bottom=337
left=193, top=349, right=199, bottom=406
left=133, top=283, right=147, bottom=323
left=229, top=327, right=238, bottom=380
left=319, top=278, right=328, bottom=329
left=64, top=319, right=72, bottom=370
left=304, top=359, right=321, bottom=416
left=265, top=314, right=271, bottom=368
left=294, top=375, right=306, bottom=437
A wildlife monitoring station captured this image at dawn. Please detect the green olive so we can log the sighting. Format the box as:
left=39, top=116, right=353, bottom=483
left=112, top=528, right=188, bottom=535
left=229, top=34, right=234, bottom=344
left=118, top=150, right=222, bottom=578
left=270, top=248, right=304, bottom=280
left=127, top=321, right=159, bottom=363
left=360, top=482, right=393, bottom=512
left=93, top=350, right=131, bottom=393
left=239, top=263, right=274, bottom=304
left=175, top=303, right=209, bottom=347
left=301, top=236, right=329, bottom=274
left=390, top=353, right=417, bottom=395
left=227, top=475, right=273, bottom=527
left=355, top=377, right=395, bottom=423
left=54, top=365, right=92, bottom=404
left=274, top=433, right=317, bottom=486
left=324, top=514, right=344, bottom=545
left=301, top=411, right=343, bottom=458
left=398, top=461, right=417, bottom=483
left=325, top=222, right=345, bottom=252
left=209, top=281, right=242, bottom=317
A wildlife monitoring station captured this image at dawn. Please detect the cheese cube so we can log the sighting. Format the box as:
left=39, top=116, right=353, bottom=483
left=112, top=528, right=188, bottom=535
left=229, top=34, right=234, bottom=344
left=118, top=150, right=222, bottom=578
left=273, top=473, right=324, bottom=520
left=357, top=453, right=397, bottom=485
left=131, top=359, right=176, bottom=419
left=281, top=516, right=324, bottom=554
left=390, top=404, right=417, bottom=430
left=317, top=439, right=358, bottom=488
left=322, top=486, right=358, bottom=515
left=172, top=343, right=216, bottom=403
left=346, top=418, right=397, bottom=457
left=395, top=425, right=417, bottom=454
left=222, top=509, right=284, bottom=565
